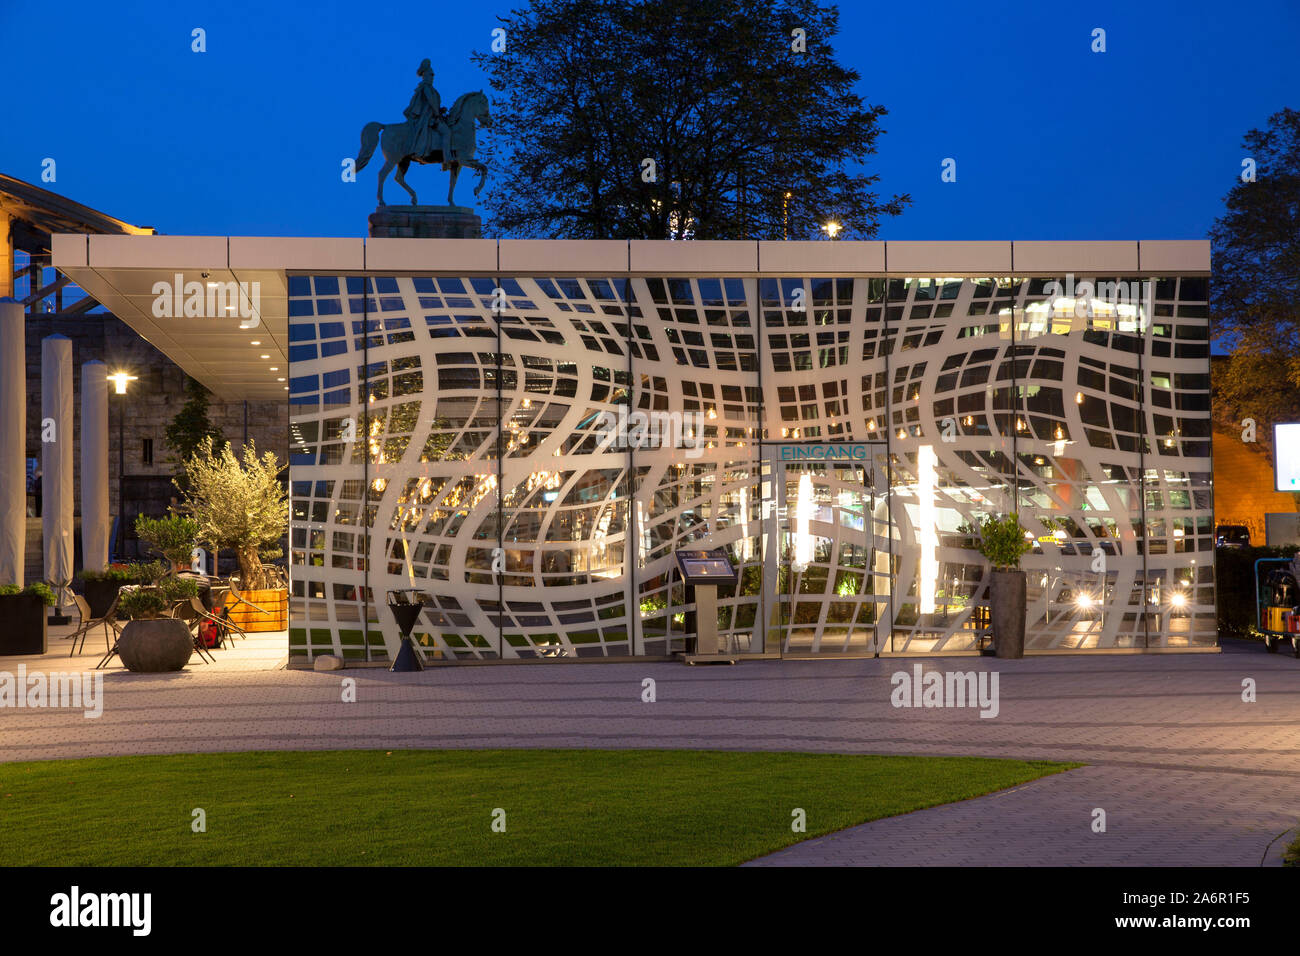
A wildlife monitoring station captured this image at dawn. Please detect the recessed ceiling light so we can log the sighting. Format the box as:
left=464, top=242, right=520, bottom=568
left=283, top=386, right=289, bottom=390
left=269, top=367, right=279, bottom=371
left=260, top=354, right=270, bottom=359
left=277, top=377, right=285, bottom=382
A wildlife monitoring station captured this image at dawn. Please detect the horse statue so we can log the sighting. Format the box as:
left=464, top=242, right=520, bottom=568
left=355, top=89, right=492, bottom=207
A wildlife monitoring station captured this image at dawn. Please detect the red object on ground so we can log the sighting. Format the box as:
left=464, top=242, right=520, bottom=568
left=199, top=620, right=221, bottom=648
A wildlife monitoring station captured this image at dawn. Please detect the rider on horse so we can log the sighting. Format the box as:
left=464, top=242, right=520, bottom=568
left=404, top=59, right=451, bottom=162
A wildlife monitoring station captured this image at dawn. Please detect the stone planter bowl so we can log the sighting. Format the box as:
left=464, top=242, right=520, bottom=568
left=117, top=618, right=193, bottom=672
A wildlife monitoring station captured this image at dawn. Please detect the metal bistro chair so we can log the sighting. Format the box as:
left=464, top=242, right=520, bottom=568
left=225, top=578, right=270, bottom=637
left=206, top=586, right=250, bottom=642
left=168, top=598, right=217, bottom=664
left=96, top=585, right=140, bottom=669
left=69, top=592, right=124, bottom=658
left=185, top=595, right=242, bottom=653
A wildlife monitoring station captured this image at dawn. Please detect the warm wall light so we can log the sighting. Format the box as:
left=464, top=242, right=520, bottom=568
left=107, top=371, right=138, bottom=395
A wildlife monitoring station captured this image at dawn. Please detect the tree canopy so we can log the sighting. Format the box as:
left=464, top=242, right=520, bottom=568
left=1209, top=107, right=1300, bottom=456
left=164, top=377, right=226, bottom=486
left=471, top=0, right=909, bottom=239
left=176, top=437, right=287, bottom=590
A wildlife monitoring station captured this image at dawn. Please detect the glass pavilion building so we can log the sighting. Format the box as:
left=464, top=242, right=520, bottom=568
left=55, top=237, right=1214, bottom=664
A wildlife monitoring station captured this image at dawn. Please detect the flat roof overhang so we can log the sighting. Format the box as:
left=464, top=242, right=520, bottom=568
left=52, top=236, right=1210, bottom=402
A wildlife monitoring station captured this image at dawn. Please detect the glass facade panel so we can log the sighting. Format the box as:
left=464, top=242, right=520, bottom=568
left=287, top=268, right=1215, bottom=660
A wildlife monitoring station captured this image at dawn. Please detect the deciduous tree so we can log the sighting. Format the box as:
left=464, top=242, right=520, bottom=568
left=472, top=0, right=908, bottom=239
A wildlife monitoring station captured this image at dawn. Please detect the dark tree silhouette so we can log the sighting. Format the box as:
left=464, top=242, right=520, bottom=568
left=163, top=377, right=226, bottom=488
left=1209, top=107, right=1300, bottom=456
left=472, top=0, right=909, bottom=239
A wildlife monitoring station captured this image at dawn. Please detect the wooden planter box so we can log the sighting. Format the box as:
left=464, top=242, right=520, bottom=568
left=225, top=587, right=289, bottom=632
left=0, top=593, right=49, bottom=655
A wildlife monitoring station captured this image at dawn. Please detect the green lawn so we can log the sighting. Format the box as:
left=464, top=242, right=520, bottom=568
left=0, top=749, right=1076, bottom=866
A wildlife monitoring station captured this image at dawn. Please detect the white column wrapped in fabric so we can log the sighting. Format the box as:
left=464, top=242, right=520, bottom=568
left=41, top=335, right=74, bottom=609
left=80, top=360, right=110, bottom=572
left=0, top=299, right=25, bottom=584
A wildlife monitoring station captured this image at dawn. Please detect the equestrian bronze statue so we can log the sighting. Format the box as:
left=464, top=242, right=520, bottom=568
left=355, top=59, right=492, bottom=207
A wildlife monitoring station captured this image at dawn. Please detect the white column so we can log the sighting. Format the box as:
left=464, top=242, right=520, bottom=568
left=42, top=335, right=74, bottom=608
left=0, top=298, right=24, bottom=584
left=81, top=360, right=110, bottom=572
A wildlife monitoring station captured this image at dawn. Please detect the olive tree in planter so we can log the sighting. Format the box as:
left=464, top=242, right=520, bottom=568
left=116, top=575, right=199, bottom=672
left=978, top=513, right=1033, bottom=659
left=178, top=437, right=289, bottom=631
left=134, top=514, right=202, bottom=575
left=0, top=582, right=56, bottom=655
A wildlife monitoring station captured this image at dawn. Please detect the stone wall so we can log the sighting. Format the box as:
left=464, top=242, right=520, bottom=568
left=22, top=312, right=287, bottom=520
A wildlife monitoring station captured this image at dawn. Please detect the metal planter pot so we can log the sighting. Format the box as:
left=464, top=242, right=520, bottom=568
left=990, top=569, right=1026, bottom=659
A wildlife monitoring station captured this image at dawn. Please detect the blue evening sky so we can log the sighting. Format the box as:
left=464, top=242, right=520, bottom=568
left=1, top=0, right=1294, bottom=241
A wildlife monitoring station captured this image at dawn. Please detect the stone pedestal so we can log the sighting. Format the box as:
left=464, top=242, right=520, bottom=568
left=368, top=205, right=482, bottom=239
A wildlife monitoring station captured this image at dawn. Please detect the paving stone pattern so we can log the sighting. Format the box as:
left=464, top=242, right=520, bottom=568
left=1, top=635, right=1296, bottom=865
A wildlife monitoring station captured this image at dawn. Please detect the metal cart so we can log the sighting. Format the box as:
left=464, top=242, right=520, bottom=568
left=1254, top=557, right=1300, bottom=657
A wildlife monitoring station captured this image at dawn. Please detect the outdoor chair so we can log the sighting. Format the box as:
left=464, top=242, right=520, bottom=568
left=168, top=600, right=217, bottom=664
left=206, top=587, right=249, bottom=641
left=224, top=579, right=268, bottom=638
left=183, top=596, right=240, bottom=651
left=95, top=586, right=137, bottom=669
left=69, top=592, right=124, bottom=658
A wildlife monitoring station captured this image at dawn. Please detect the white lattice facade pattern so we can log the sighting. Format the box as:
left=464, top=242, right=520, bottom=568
left=286, top=268, right=1214, bottom=662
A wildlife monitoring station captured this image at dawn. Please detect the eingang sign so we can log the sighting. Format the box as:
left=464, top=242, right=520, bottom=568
left=771, top=443, right=879, bottom=462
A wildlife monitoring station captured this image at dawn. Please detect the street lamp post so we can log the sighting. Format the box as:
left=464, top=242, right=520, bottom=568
left=107, top=371, right=136, bottom=560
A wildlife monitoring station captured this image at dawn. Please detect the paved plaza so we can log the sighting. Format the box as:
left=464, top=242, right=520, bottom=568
left=1, top=635, right=1297, bottom=864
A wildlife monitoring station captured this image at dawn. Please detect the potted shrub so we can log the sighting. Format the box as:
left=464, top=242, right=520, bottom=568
left=134, top=514, right=201, bottom=574
left=115, top=574, right=200, bottom=672
left=77, top=563, right=141, bottom=618
left=978, top=513, right=1033, bottom=659
left=0, top=582, right=56, bottom=655
left=178, top=437, right=289, bottom=632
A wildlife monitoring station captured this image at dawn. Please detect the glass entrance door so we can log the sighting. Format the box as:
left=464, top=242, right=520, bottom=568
left=763, top=452, right=891, bottom=655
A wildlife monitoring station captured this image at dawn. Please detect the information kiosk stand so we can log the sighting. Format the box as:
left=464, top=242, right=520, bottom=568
left=674, top=547, right=739, bottom=665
